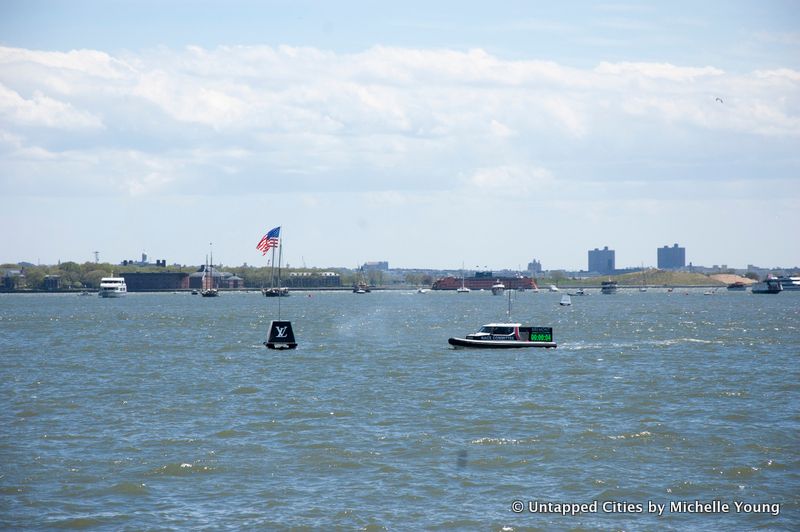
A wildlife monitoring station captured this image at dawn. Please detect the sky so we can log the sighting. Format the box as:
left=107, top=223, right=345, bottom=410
left=1, top=1, right=798, bottom=271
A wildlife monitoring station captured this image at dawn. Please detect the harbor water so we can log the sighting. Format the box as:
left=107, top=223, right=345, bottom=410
left=1, top=289, right=798, bottom=529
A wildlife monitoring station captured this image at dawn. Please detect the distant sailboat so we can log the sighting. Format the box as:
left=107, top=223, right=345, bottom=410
left=639, top=264, right=648, bottom=292
left=457, top=265, right=470, bottom=293
left=353, top=266, right=371, bottom=293
left=257, top=226, right=296, bottom=349
left=261, top=227, right=289, bottom=297
left=201, top=243, right=219, bottom=297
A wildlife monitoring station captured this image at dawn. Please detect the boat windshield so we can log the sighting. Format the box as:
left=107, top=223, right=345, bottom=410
left=479, top=326, right=514, bottom=335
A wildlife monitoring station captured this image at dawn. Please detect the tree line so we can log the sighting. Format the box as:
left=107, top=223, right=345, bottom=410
left=1, top=262, right=423, bottom=290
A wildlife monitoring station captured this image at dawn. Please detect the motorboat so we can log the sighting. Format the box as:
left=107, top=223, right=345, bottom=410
left=491, top=281, right=505, bottom=295
left=727, top=282, right=747, bottom=291
left=568, top=288, right=587, bottom=296
left=601, top=280, right=618, bottom=294
left=751, top=279, right=782, bottom=294
left=548, top=285, right=560, bottom=292
left=98, top=277, right=127, bottom=298
left=448, top=323, right=556, bottom=349
left=774, top=276, right=800, bottom=291
left=559, top=294, right=572, bottom=306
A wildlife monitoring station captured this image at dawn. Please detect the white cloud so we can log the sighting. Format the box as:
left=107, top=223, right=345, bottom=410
left=469, top=165, right=555, bottom=196
left=595, top=61, right=724, bottom=81
left=0, top=84, right=104, bottom=129
left=0, top=44, right=798, bottom=202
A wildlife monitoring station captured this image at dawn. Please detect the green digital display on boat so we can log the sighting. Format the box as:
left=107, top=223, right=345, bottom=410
left=529, top=327, right=553, bottom=342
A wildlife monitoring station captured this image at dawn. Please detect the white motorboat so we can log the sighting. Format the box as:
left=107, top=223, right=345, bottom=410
left=448, top=323, right=556, bottom=349
left=98, top=277, right=127, bottom=298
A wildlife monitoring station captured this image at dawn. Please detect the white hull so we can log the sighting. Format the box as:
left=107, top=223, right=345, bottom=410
left=98, top=290, right=126, bottom=298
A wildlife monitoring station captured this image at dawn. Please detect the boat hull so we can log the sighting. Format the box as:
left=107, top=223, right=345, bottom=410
left=263, top=287, right=289, bottom=297
left=448, top=337, right=557, bottom=349
left=98, top=290, right=125, bottom=298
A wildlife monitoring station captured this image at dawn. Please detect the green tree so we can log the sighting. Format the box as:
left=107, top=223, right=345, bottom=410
left=22, top=267, right=45, bottom=289
left=84, top=270, right=109, bottom=288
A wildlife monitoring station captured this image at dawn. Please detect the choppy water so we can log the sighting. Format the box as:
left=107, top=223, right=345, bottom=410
left=1, top=289, right=798, bottom=530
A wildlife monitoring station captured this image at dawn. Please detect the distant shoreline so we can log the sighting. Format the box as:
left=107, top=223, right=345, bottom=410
left=1, top=284, right=731, bottom=294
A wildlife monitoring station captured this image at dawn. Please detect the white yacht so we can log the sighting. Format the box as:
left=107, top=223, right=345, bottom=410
left=775, top=276, right=800, bottom=291
left=98, top=277, right=127, bottom=298
left=491, top=281, right=505, bottom=295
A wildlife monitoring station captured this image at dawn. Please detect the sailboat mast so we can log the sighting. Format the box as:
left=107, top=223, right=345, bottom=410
left=269, top=246, right=276, bottom=289
left=277, top=235, right=283, bottom=319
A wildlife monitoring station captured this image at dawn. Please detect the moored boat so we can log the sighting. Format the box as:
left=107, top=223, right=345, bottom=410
left=491, top=281, right=505, bottom=295
left=263, top=287, right=289, bottom=297
left=601, top=280, right=618, bottom=294
left=727, top=282, right=747, bottom=291
left=98, top=277, right=127, bottom=298
left=448, top=323, right=556, bottom=349
left=774, top=276, right=800, bottom=291
left=751, top=278, right=782, bottom=294
left=353, top=282, right=371, bottom=293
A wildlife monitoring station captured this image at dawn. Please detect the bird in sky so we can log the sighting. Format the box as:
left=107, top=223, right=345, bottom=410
left=715, top=97, right=724, bottom=103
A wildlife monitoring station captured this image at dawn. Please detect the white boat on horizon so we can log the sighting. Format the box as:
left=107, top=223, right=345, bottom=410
left=491, top=281, right=505, bottom=295
left=456, top=269, right=471, bottom=293
left=98, top=277, right=127, bottom=298
left=560, top=294, right=572, bottom=306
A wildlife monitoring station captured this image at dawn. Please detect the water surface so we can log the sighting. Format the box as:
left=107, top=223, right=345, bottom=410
left=1, top=290, right=798, bottom=529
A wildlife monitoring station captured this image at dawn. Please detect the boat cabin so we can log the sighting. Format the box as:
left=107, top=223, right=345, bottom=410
left=466, top=323, right=552, bottom=342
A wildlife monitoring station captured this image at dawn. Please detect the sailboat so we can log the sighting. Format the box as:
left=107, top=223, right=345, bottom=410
left=262, top=228, right=289, bottom=297
left=639, top=264, right=648, bottom=292
left=457, top=265, right=470, bottom=293
left=257, top=226, right=296, bottom=349
left=353, top=266, right=371, bottom=293
left=201, top=244, right=219, bottom=297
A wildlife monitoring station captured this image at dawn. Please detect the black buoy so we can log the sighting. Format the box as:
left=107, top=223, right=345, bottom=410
left=265, top=320, right=297, bottom=350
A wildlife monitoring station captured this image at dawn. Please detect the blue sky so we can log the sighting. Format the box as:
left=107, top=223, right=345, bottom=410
left=1, top=1, right=798, bottom=270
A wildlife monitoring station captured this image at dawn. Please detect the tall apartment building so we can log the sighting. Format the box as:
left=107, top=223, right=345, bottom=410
left=588, top=246, right=615, bottom=274
left=657, top=244, right=686, bottom=269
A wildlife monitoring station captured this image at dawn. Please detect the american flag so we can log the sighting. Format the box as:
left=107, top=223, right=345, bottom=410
left=256, top=226, right=280, bottom=255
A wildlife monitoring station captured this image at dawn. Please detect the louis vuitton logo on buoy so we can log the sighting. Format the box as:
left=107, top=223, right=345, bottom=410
left=266, top=320, right=297, bottom=349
